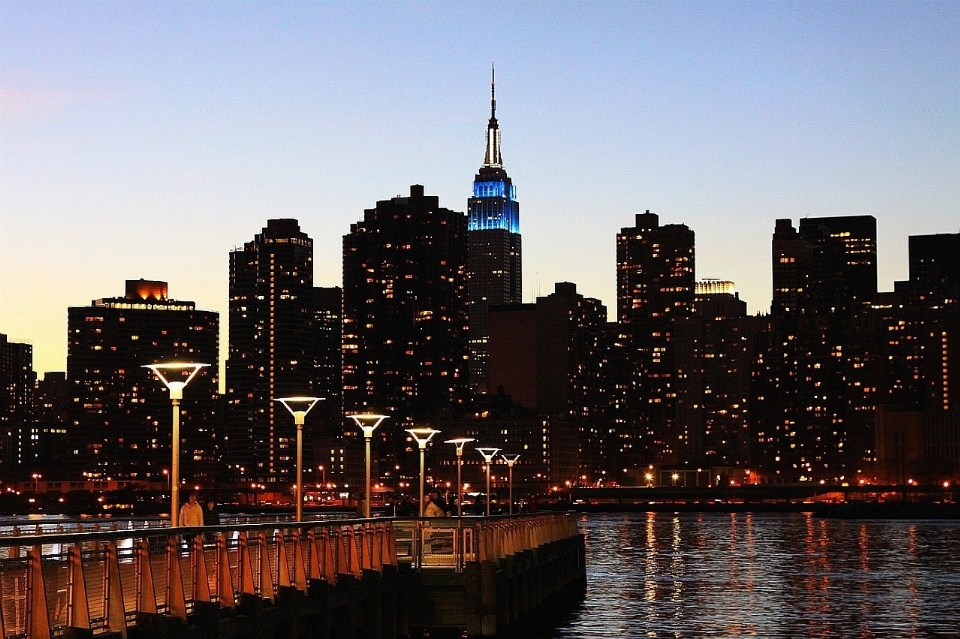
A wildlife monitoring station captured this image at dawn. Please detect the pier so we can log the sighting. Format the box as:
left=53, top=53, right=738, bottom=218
left=0, top=513, right=585, bottom=639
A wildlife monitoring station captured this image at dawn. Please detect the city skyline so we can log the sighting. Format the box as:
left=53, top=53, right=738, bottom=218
left=2, top=2, right=959, bottom=375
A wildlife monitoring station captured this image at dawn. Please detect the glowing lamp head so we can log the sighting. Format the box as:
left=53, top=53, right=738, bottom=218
left=349, top=413, right=389, bottom=438
left=407, top=427, right=440, bottom=448
left=144, top=363, right=209, bottom=399
left=276, top=397, right=324, bottom=425
left=445, top=437, right=476, bottom=455
left=477, top=447, right=501, bottom=463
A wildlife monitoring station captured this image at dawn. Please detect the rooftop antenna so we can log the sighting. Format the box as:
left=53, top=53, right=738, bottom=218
left=491, top=60, right=496, bottom=120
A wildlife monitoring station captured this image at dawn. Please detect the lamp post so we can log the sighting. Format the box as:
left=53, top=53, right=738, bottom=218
left=445, top=438, right=475, bottom=522
left=476, top=447, right=501, bottom=516
left=276, top=397, right=323, bottom=522
left=145, top=362, right=208, bottom=527
left=348, top=414, right=388, bottom=518
left=501, top=454, right=520, bottom=515
left=406, top=428, right=440, bottom=516
left=32, top=473, right=41, bottom=494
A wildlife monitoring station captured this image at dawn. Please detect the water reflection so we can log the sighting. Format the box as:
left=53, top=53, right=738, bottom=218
left=549, top=513, right=960, bottom=639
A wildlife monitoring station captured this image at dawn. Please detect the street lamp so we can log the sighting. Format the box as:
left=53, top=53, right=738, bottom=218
left=476, top=447, right=501, bottom=516
left=445, top=438, right=475, bottom=522
left=276, top=397, right=323, bottom=522
left=348, top=413, right=388, bottom=518
left=32, top=473, right=42, bottom=494
left=144, top=362, right=208, bottom=527
left=406, top=427, right=440, bottom=516
left=501, top=454, right=520, bottom=515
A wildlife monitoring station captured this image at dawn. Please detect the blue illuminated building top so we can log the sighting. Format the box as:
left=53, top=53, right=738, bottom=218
left=468, top=65, right=520, bottom=234
left=469, top=175, right=519, bottom=233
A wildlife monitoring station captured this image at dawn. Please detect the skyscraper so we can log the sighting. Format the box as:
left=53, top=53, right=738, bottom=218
left=798, top=215, right=877, bottom=312
left=342, top=184, right=469, bottom=481
left=227, top=219, right=317, bottom=486
left=313, top=286, right=343, bottom=428
left=616, top=211, right=695, bottom=464
left=467, top=66, right=522, bottom=393
left=0, top=334, right=35, bottom=480
left=773, top=216, right=878, bottom=316
left=758, top=216, right=880, bottom=482
left=66, top=280, right=219, bottom=482
left=675, top=281, right=759, bottom=466
left=488, top=282, right=608, bottom=480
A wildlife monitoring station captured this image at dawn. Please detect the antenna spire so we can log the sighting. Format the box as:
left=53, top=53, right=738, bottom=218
left=483, top=62, right=502, bottom=167
left=491, top=61, right=496, bottom=120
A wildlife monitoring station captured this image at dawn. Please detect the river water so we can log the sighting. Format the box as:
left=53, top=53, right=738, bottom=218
left=544, top=512, right=960, bottom=638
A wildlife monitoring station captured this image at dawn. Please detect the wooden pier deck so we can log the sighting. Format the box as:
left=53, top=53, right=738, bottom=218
left=0, top=514, right=585, bottom=639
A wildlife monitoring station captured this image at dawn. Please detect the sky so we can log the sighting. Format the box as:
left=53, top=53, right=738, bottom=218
left=2, top=1, right=959, bottom=377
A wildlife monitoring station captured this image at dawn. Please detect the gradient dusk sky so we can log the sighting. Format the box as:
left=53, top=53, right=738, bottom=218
left=2, top=1, right=958, bottom=376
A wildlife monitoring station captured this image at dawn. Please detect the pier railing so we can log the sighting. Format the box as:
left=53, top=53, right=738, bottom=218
left=0, top=513, right=578, bottom=639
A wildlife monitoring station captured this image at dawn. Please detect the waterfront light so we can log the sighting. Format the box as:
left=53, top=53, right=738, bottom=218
left=349, top=413, right=388, bottom=518
left=477, top=447, right=501, bottom=516
left=445, top=438, right=476, bottom=521
left=276, top=396, right=323, bottom=522
left=501, top=454, right=520, bottom=515
left=407, top=427, right=440, bottom=516
left=144, top=362, right=208, bottom=527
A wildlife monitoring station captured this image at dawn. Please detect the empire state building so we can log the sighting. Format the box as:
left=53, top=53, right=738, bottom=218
left=467, top=66, right=522, bottom=393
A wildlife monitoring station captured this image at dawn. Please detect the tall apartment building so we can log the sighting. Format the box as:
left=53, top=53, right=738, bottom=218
left=772, top=216, right=877, bottom=316
left=0, top=334, right=35, bottom=480
left=467, top=67, right=522, bottom=393
left=227, top=219, right=318, bottom=487
left=342, top=184, right=469, bottom=481
left=66, top=280, right=219, bottom=483
left=872, top=232, right=960, bottom=483
left=488, top=282, right=608, bottom=479
left=312, top=286, right=343, bottom=429
left=876, top=232, right=960, bottom=412
left=616, top=211, right=695, bottom=464
left=798, top=215, right=878, bottom=311
left=675, top=281, right=759, bottom=466
left=35, top=371, right=71, bottom=476
left=757, top=216, right=880, bottom=481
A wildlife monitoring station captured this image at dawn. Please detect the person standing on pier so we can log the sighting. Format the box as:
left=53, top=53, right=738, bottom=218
left=179, top=491, right=204, bottom=529
left=423, top=494, right=446, bottom=517
left=203, top=499, right=220, bottom=541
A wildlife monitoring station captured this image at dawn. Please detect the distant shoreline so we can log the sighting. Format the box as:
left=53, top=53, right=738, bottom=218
left=570, top=501, right=960, bottom=519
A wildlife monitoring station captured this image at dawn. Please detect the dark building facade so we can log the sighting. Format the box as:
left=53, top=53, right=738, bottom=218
left=313, top=286, right=343, bottom=428
left=675, top=281, right=759, bottom=467
left=872, top=232, right=959, bottom=483
left=488, top=282, right=608, bottom=480
left=0, top=334, right=35, bottom=481
left=35, top=371, right=71, bottom=476
left=66, top=280, right=219, bottom=483
left=616, top=211, right=696, bottom=465
left=342, top=184, right=469, bottom=484
left=772, top=216, right=877, bottom=316
left=227, top=219, right=318, bottom=487
left=467, top=67, right=522, bottom=394
left=757, top=216, right=881, bottom=482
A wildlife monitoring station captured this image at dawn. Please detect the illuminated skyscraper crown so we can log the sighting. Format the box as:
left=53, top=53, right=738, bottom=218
left=469, top=63, right=519, bottom=233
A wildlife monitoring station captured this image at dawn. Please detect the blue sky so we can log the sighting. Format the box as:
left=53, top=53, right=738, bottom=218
left=2, top=1, right=958, bottom=375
